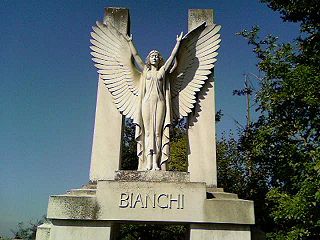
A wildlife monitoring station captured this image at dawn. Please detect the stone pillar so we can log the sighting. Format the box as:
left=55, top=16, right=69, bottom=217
left=89, top=8, right=130, bottom=181
left=190, top=224, right=251, bottom=240
left=187, top=9, right=217, bottom=187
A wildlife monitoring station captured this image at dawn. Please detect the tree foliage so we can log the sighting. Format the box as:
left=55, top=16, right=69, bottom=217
left=118, top=224, right=188, bottom=240
left=10, top=216, right=46, bottom=240
left=167, top=120, right=188, bottom=172
left=121, top=119, right=189, bottom=171
left=217, top=133, right=271, bottom=229
left=235, top=1, right=320, bottom=238
left=121, top=119, right=138, bottom=170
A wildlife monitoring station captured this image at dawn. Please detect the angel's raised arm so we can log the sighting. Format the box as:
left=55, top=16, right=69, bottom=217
left=163, top=32, right=183, bottom=72
left=125, top=34, right=145, bottom=71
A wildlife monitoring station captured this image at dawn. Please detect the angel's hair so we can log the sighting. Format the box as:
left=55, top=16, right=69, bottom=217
left=145, top=50, right=165, bottom=70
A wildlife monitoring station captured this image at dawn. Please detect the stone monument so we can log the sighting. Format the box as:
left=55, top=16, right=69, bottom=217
left=36, top=7, right=254, bottom=240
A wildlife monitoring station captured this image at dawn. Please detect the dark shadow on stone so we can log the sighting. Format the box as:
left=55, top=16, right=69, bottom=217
left=188, top=73, right=214, bottom=127
left=206, top=192, right=215, bottom=199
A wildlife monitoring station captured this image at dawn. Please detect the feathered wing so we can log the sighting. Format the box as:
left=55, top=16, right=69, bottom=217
left=170, top=22, right=221, bottom=119
left=90, top=21, right=141, bottom=119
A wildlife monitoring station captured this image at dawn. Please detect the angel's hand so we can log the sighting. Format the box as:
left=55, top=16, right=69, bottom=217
left=125, top=34, right=133, bottom=41
left=176, top=32, right=183, bottom=42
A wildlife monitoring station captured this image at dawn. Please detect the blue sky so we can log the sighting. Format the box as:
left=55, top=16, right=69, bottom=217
left=0, top=0, right=299, bottom=237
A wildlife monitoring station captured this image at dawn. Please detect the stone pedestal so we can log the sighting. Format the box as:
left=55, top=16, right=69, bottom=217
left=36, top=171, right=254, bottom=240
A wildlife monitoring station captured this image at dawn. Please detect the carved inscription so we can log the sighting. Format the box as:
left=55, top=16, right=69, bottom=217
left=119, top=193, right=185, bottom=209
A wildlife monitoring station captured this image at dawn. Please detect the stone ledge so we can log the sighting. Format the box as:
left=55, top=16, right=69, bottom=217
left=48, top=195, right=99, bottom=220
left=115, top=170, right=190, bottom=182
left=210, top=192, right=238, bottom=199
left=82, top=182, right=97, bottom=189
left=47, top=181, right=254, bottom=225
left=207, top=187, right=224, bottom=192
left=66, top=189, right=96, bottom=196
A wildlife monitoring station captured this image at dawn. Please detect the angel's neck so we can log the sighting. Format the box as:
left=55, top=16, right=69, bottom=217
left=150, top=65, right=158, bottom=71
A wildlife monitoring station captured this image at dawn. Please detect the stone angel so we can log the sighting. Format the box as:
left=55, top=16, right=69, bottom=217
left=90, top=21, right=221, bottom=171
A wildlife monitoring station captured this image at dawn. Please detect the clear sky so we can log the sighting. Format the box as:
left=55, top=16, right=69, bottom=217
left=0, top=0, right=299, bottom=237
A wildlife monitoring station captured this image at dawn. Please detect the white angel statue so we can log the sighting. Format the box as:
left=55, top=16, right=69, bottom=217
left=90, top=21, right=221, bottom=171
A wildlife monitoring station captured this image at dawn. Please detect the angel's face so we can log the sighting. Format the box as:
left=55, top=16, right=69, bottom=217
left=149, top=52, right=160, bottom=66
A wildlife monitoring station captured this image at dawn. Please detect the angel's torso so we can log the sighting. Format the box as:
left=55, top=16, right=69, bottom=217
left=144, top=68, right=165, bottom=101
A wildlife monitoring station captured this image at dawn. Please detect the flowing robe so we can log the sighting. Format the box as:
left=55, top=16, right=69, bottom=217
left=134, top=67, right=171, bottom=170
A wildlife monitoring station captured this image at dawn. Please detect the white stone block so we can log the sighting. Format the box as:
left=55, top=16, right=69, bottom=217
left=49, top=220, right=112, bottom=240
left=35, top=223, right=51, bottom=240
left=190, top=224, right=251, bottom=240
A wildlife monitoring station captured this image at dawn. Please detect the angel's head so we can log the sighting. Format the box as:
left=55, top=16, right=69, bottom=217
left=145, top=50, right=164, bottom=69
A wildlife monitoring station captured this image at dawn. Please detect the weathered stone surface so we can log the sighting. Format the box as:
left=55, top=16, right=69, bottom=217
left=66, top=188, right=96, bottom=196
left=204, top=198, right=255, bottom=224
left=190, top=224, right=251, bottom=240
left=210, top=192, right=239, bottom=199
left=47, top=195, right=99, bottom=220
left=82, top=182, right=97, bottom=189
left=207, top=187, right=224, bottom=192
left=96, top=181, right=254, bottom=224
left=47, top=180, right=254, bottom=225
left=49, top=220, right=112, bottom=240
left=115, top=170, right=190, bottom=182
left=96, top=181, right=206, bottom=222
left=188, top=9, right=214, bottom=29
left=35, top=223, right=51, bottom=240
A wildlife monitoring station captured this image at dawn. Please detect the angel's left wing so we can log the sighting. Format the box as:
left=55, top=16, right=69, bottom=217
left=170, top=22, right=221, bottom=119
left=90, top=21, right=142, bottom=120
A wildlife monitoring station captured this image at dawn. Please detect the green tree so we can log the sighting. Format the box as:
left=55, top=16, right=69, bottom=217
left=217, top=136, right=245, bottom=195
left=121, top=119, right=138, bottom=170
left=217, top=133, right=271, bottom=231
left=0, top=236, right=11, bottom=240
left=118, top=224, right=188, bottom=240
left=236, top=1, right=320, bottom=238
left=167, top=120, right=188, bottom=172
left=121, top=119, right=189, bottom=171
left=11, top=217, right=46, bottom=240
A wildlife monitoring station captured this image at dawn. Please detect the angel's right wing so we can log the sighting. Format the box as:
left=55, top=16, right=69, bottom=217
left=90, top=21, right=142, bottom=119
left=170, top=22, right=221, bottom=120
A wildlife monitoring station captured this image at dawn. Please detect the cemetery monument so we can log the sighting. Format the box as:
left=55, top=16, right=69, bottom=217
left=36, top=7, right=255, bottom=240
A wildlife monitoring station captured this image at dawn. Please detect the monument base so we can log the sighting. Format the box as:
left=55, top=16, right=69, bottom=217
left=36, top=171, right=254, bottom=240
